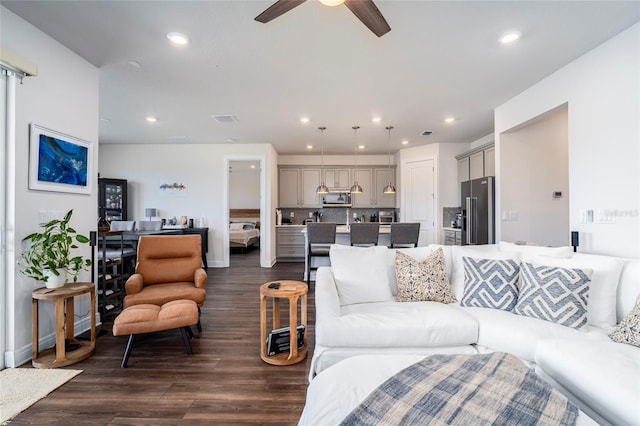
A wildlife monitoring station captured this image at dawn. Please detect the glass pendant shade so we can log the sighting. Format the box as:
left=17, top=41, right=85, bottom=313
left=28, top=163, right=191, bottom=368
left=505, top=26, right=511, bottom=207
left=383, top=125, right=396, bottom=195
left=350, top=125, right=363, bottom=194
left=316, top=126, right=329, bottom=194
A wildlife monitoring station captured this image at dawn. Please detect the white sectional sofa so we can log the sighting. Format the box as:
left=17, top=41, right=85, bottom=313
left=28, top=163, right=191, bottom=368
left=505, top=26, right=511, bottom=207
left=310, top=242, right=640, bottom=425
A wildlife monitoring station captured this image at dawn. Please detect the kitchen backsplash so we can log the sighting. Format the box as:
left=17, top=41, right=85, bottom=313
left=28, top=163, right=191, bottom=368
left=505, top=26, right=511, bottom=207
left=279, top=207, right=397, bottom=224
left=443, top=206, right=462, bottom=227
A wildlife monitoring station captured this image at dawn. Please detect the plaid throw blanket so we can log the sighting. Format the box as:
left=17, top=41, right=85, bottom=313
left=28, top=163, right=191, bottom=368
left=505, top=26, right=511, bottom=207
left=340, top=352, right=578, bottom=426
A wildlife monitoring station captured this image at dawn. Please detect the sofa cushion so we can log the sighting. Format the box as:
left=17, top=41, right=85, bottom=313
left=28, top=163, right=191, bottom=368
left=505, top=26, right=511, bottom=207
left=533, top=254, right=625, bottom=330
left=617, top=260, right=640, bottom=322
left=535, top=338, right=640, bottom=426
left=514, top=262, right=592, bottom=330
left=498, top=241, right=573, bottom=262
left=450, top=245, right=513, bottom=301
left=458, top=306, right=607, bottom=362
left=609, top=294, right=640, bottom=347
left=460, top=257, right=519, bottom=311
left=330, top=245, right=392, bottom=306
left=394, top=249, right=455, bottom=303
left=316, top=301, right=478, bottom=348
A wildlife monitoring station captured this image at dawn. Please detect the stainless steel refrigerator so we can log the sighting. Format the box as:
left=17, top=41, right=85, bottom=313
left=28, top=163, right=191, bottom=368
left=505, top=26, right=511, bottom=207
left=461, top=176, right=495, bottom=245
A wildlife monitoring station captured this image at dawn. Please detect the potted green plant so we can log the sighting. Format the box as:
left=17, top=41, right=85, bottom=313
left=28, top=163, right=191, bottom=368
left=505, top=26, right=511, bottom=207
left=19, top=209, right=92, bottom=289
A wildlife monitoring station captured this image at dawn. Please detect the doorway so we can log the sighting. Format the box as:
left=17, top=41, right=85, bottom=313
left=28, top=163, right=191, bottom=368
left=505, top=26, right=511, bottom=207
left=401, top=158, right=436, bottom=246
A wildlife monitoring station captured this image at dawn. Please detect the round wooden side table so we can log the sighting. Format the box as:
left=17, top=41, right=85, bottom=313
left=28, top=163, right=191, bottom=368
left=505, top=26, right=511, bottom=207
left=260, top=280, right=308, bottom=365
left=32, top=282, right=96, bottom=368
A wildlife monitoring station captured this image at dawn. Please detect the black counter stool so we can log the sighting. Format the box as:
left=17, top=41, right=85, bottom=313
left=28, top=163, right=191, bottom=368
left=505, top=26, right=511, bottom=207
left=306, top=222, right=336, bottom=286
left=390, top=223, right=420, bottom=248
left=350, top=222, right=380, bottom=247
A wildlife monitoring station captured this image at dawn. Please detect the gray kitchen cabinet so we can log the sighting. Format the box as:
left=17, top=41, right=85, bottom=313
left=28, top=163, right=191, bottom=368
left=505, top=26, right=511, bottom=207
left=458, top=157, right=470, bottom=183
left=444, top=229, right=462, bottom=246
left=279, top=168, right=321, bottom=208
left=469, top=151, right=484, bottom=180
left=351, top=169, right=373, bottom=207
left=324, top=169, right=350, bottom=189
left=279, top=168, right=301, bottom=207
left=374, top=168, right=396, bottom=207
left=276, top=226, right=305, bottom=261
left=301, top=168, right=322, bottom=207
left=484, top=146, right=495, bottom=177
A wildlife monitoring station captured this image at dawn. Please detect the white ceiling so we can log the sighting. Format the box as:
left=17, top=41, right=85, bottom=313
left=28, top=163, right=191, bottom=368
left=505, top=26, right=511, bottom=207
left=3, top=1, right=639, bottom=155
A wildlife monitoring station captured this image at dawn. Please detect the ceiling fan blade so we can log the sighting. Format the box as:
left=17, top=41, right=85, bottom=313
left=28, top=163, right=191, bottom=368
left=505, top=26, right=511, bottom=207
left=255, top=0, right=307, bottom=23
left=344, top=0, right=390, bottom=37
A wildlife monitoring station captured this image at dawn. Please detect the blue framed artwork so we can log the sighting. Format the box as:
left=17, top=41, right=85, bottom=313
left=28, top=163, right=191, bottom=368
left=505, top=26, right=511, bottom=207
left=29, top=124, right=93, bottom=195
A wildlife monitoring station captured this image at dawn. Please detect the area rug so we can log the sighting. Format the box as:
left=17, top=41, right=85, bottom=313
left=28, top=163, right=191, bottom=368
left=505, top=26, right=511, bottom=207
left=0, top=368, right=82, bottom=424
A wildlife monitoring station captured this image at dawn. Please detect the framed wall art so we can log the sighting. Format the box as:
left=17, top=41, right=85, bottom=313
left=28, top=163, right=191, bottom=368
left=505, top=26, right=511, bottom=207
left=29, top=124, right=93, bottom=195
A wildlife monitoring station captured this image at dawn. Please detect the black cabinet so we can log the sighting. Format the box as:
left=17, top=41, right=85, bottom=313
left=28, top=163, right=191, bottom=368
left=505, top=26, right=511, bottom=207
left=99, top=178, right=127, bottom=222
left=97, top=230, right=126, bottom=319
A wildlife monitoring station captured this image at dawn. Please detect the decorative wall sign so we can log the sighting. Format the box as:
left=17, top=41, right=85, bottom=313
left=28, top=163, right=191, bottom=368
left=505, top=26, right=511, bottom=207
left=29, top=124, right=93, bottom=195
left=159, top=179, right=188, bottom=197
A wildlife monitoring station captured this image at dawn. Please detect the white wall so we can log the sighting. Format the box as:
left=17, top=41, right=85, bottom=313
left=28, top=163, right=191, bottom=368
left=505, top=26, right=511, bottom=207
left=229, top=165, right=260, bottom=209
left=495, top=23, right=640, bottom=258
left=99, top=143, right=278, bottom=267
left=2, top=7, right=99, bottom=367
left=501, top=107, right=569, bottom=246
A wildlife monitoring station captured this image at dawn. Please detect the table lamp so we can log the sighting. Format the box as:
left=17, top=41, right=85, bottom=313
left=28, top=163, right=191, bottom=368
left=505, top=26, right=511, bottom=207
left=145, top=208, right=157, bottom=221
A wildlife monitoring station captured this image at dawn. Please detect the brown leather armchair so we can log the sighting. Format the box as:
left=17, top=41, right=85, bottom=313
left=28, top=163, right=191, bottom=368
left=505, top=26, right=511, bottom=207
left=124, top=234, right=207, bottom=330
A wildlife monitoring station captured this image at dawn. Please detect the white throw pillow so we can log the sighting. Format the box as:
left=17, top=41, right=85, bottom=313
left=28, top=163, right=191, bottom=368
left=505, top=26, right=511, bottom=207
left=229, top=223, right=243, bottom=230
left=533, top=254, right=625, bottom=330
left=330, top=245, right=392, bottom=306
left=499, top=241, right=573, bottom=263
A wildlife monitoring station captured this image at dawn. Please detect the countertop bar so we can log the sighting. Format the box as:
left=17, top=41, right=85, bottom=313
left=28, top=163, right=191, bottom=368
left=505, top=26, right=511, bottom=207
left=442, top=227, right=462, bottom=232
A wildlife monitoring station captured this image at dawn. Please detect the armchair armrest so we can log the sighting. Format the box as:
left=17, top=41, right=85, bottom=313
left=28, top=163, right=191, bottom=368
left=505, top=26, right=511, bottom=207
left=194, top=268, right=207, bottom=289
left=125, top=274, right=144, bottom=295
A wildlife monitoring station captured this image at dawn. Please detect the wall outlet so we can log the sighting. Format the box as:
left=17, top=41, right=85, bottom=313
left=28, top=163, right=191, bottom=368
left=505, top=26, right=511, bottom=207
left=595, top=210, right=615, bottom=224
left=353, top=212, right=357, bottom=218
left=290, top=212, right=295, bottom=218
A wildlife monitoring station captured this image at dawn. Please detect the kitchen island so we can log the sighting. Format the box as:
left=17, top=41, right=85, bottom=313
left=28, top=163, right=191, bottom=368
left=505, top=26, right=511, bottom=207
left=302, top=224, right=391, bottom=281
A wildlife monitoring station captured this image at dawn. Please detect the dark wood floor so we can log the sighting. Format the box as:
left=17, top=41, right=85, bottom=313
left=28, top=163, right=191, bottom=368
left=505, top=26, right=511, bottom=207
left=13, top=250, right=313, bottom=425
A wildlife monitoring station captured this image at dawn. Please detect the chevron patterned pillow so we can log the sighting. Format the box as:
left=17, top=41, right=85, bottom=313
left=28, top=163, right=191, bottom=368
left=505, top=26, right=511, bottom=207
left=460, top=257, right=520, bottom=311
left=514, top=262, right=592, bottom=330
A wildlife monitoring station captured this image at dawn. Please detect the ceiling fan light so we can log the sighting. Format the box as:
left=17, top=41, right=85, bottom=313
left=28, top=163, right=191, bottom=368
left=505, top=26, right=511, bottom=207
left=319, top=0, right=345, bottom=6
left=316, top=183, right=330, bottom=194
left=350, top=182, right=363, bottom=194
left=383, top=183, right=396, bottom=194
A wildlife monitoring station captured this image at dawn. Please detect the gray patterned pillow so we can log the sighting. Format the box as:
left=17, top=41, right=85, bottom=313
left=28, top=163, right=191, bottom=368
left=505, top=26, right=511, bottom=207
left=609, top=294, right=640, bottom=347
left=395, top=248, right=456, bottom=303
left=461, top=257, right=520, bottom=311
left=514, top=262, right=592, bottom=330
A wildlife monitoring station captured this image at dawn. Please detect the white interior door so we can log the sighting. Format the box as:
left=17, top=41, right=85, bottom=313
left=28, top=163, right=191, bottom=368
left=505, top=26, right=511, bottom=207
left=403, top=159, right=435, bottom=246
left=1, top=71, right=9, bottom=369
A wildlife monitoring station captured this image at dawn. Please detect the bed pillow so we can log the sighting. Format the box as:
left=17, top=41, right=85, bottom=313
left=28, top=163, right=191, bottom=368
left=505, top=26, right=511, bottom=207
left=460, top=257, right=520, bottom=311
left=394, top=248, right=456, bottom=303
left=229, top=223, right=244, bottom=230
left=330, top=245, right=392, bottom=306
left=514, top=261, right=592, bottom=330
left=609, top=294, right=640, bottom=347
left=242, top=223, right=255, bottom=230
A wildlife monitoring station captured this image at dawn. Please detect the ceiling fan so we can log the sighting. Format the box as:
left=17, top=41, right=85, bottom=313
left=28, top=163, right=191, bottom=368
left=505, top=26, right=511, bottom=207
left=255, top=0, right=391, bottom=38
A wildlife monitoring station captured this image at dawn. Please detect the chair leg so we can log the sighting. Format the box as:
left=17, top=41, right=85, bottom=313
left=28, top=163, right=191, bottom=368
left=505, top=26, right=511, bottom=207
left=121, top=334, right=136, bottom=368
left=185, top=325, right=195, bottom=339
left=307, top=254, right=311, bottom=286
left=180, top=327, right=193, bottom=354
left=196, top=307, right=203, bottom=333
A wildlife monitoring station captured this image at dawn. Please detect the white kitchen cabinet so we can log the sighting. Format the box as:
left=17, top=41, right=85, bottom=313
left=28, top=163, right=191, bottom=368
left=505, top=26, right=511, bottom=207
left=301, top=168, right=322, bottom=207
left=351, top=169, right=373, bottom=207
left=323, top=169, right=350, bottom=189
left=374, top=168, right=396, bottom=207
left=484, top=146, right=495, bottom=177
left=279, top=168, right=300, bottom=207
left=458, top=157, right=470, bottom=183
left=469, top=151, right=484, bottom=180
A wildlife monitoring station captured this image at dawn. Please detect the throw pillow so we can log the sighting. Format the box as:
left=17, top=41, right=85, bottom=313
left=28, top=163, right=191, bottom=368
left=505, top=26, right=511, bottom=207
left=514, top=262, right=592, bottom=330
left=394, top=248, right=456, bottom=303
left=460, top=257, right=520, bottom=311
left=609, top=294, right=640, bottom=347
left=330, top=245, right=392, bottom=306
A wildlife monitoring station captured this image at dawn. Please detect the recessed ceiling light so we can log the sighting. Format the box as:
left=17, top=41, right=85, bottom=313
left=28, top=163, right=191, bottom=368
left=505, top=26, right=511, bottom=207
left=401, top=140, right=409, bottom=145
left=145, top=116, right=157, bottom=123
left=358, top=145, right=365, bottom=150
left=300, top=117, right=310, bottom=123
left=250, top=164, right=256, bottom=169
left=372, top=117, right=381, bottom=123
left=500, top=31, right=521, bottom=45
left=444, top=117, right=455, bottom=123
left=226, top=138, right=238, bottom=143
left=319, top=0, right=345, bottom=6
left=306, top=144, right=313, bottom=149
left=167, top=32, right=190, bottom=46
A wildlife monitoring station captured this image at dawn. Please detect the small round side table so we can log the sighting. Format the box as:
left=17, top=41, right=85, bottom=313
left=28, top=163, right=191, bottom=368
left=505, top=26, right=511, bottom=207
left=260, top=280, right=308, bottom=365
left=32, top=282, right=96, bottom=368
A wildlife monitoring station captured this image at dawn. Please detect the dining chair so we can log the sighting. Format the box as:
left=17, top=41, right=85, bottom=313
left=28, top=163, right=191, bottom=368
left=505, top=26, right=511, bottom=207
left=306, top=222, right=337, bottom=286
left=350, top=222, right=380, bottom=247
left=390, top=223, right=420, bottom=248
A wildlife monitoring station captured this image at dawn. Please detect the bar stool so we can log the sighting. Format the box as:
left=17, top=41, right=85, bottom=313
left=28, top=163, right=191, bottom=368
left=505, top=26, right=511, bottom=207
left=306, top=222, right=336, bottom=286
left=390, top=223, right=420, bottom=248
left=350, top=222, right=380, bottom=247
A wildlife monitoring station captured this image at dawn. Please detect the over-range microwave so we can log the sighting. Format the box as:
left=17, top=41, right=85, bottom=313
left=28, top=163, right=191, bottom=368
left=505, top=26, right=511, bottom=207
left=322, top=192, right=352, bottom=207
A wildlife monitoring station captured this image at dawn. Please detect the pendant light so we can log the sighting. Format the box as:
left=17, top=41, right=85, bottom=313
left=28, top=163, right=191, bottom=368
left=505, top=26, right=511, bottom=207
left=316, top=126, right=330, bottom=194
left=383, top=126, right=397, bottom=194
left=350, top=126, right=363, bottom=194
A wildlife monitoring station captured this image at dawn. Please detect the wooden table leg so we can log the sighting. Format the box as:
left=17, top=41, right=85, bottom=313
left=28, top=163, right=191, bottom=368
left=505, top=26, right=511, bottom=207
left=90, top=287, right=96, bottom=346
left=301, top=293, right=307, bottom=346
left=66, top=296, right=75, bottom=342
left=289, top=295, right=298, bottom=360
left=32, top=298, right=38, bottom=361
left=272, top=298, right=280, bottom=329
left=55, top=298, right=66, bottom=363
left=260, top=294, right=267, bottom=358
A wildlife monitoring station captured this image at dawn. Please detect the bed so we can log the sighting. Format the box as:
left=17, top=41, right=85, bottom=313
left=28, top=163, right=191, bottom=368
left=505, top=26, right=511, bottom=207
left=299, top=354, right=598, bottom=426
left=229, top=209, right=260, bottom=249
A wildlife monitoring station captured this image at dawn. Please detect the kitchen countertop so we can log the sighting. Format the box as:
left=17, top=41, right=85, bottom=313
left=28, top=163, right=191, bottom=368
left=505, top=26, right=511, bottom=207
left=301, top=224, right=391, bottom=234
left=443, top=227, right=462, bottom=232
